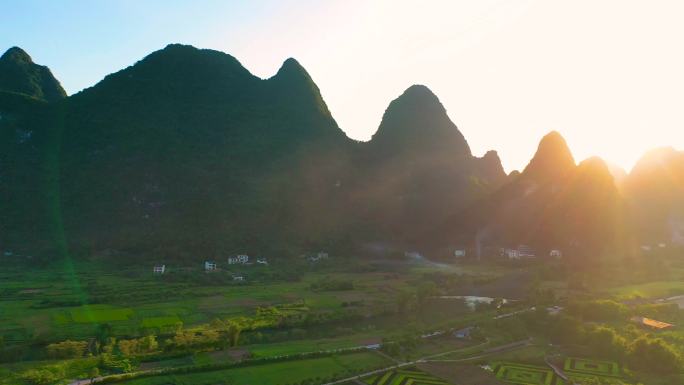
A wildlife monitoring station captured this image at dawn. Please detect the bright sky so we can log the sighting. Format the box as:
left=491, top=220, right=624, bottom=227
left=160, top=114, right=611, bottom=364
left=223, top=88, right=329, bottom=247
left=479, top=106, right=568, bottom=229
left=3, top=0, right=684, bottom=172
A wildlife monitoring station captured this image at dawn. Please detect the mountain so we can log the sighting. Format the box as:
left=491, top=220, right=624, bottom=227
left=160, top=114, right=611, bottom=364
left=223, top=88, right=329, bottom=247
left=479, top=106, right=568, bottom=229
left=0, top=44, right=512, bottom=257
left=436, top=131, right=625, bottom=260
left=625, top=147, right=684, bottom=244
left=0, top=47, right=64, bottom=251
left=0, top=47, right=65, bottom=102
left=521, top=131, right=576, bottom=182
left=351, top=85, right=506, bottom=243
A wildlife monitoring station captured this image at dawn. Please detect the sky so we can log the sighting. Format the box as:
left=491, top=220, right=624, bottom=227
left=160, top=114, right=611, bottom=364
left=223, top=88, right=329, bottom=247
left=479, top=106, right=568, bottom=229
left=2, top=0, right=684, bottom=172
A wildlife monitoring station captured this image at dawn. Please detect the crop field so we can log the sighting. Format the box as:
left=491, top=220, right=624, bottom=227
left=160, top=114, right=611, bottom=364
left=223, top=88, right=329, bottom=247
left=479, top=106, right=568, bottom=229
left=0, top=257, right=502, bottom=346
left=493, top=358, right=625, bottom=385
left=141, top=315, right=183, bottom=328
left=564, top=357, right=620, bottom=377
left=493, top=362, right=557, bottom=385
left=68, top=304, right=134, bottom=323
left=363, top=367, right=449, bottom=385
left=116, top=351, right=391, bottom=385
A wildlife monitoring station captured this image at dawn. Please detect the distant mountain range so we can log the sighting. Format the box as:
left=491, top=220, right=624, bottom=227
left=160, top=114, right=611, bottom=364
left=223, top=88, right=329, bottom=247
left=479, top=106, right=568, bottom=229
left=0, top=44, right=682, bottom=259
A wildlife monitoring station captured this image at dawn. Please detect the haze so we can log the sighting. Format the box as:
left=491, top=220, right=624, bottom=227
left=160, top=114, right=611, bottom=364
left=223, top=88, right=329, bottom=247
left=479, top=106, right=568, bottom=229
left=3, top=0, right=683, bottom=172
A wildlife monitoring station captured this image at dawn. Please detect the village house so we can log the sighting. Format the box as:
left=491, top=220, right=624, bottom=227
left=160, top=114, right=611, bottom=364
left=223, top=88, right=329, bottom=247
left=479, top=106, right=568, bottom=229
left=454, top=326, right=476, bottom=339
left=232, top=275, right=245, bottom=281
left=546, top=306, right=563, bottom=316
left=549, top=249, right=562, bottom=258
left=502, top=248, right=520, bottom=259
left=153, top=264, right=166, bottom=274
left=502, top=245, right=536, bottom=259
left=517, top=245, right=536, bottom=257
left=228, top=254, right=249, bottom=265
left=204, top=261, right=217, bottom=271
left=404, top=251, right=422, bottom=259
left=454, top=248, right=466, bottom=257
left=256, top=257, right=268, bottom=265
left=307, top=252, right=330, bottom=262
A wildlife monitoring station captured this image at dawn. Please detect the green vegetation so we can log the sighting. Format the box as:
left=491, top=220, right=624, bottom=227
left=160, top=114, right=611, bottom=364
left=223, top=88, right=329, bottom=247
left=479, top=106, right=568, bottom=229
left=363, top=367, right=448, bottom=385
left=493, top=362, right=555, bottom=385
left=114, top=351, right=389, bottom=385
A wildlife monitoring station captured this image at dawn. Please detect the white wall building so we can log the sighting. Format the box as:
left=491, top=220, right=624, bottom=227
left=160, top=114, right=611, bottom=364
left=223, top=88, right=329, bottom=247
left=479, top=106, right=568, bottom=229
left=153, top=265, right=166, bottom=274
left=228, top=255, right=249, bottom=264
left=204, top=261, right=217, bottom=271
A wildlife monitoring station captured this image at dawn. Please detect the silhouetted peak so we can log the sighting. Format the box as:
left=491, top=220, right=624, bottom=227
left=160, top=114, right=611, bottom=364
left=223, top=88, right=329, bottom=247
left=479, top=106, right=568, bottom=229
left=475, top=150, right=506, bottom=185
left=137, top=44, right=253, bottom=79
left=0, top=46, right=66, bottom=101
left=522, top=131, right=576, bottom=180
left=399, top=84, right=440, bottom=101
left=274, top=57, right=310, bottom=79
left=632, top=147, right=681, bottom=171
left=482, top=150, right=500, bottom=161
left=371, top=85, right=470, bottom=156
left=578, top=156, right=610, bottom=173
left=1, top=46, right=33, bottom=63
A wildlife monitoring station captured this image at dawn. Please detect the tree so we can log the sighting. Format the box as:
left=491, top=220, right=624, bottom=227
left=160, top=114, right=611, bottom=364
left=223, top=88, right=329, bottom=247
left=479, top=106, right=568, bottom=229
left=139, top=335, right=158, bottom=352
left=585, top=326, right=627, bottom=359
left=46, top=340, right=87, bottom=359
left=628, top=336, right=682, bottom=374
left=89, top=367, right=100, bottom=384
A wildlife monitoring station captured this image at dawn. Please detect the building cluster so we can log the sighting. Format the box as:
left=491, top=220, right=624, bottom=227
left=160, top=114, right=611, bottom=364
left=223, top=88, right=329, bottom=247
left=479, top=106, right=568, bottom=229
left=151, top=253, right=272, bottom=282
left=445, top=245, right=563, bottom=260
left=306, top=251, right=329, bottom=262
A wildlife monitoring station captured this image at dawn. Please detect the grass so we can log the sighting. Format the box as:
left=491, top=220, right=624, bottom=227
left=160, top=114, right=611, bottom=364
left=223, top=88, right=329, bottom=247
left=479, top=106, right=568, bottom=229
left=116, top=351, right=390, bottom=385
left=608, top=280, right=684, bottom=300
left=141, top=315, right=182, bottom=328
left=69, top=305, right=134, bottom=323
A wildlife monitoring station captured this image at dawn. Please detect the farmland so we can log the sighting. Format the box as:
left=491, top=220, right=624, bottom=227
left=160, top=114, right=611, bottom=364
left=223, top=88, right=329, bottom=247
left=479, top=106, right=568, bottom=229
left=3, top=251, right=684, bottom=385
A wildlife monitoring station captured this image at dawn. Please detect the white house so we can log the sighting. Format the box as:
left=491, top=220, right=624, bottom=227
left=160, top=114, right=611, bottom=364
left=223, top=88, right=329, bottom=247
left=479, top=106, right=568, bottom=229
left=549, top=249, right=562, bottom=258
left=256, top=257, right=268, bottom=265
left=233, top=275, right=245, bottom=281
left=307, top=252, right=330, bottom=262
left=454, top=249, right=466, bottom=257
left=228, top=255, right=249, bottom=265
left=404, top=251, right=422, bottom=259
left=454, top=326, right=476, bottom=339
left=204, top=261, right=217, bottom=271
left=503, top=248, right=520, bottom=259
left=518, top=245, right=536, bottom=257
left=153, top=265, right=166, bottom=274
left=641, top=245, right=652, bottom=252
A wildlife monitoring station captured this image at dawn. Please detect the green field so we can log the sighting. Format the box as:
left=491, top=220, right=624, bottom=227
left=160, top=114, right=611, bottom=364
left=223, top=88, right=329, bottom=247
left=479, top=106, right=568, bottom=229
left=564, top=357, right=620, bottom=377
left=493, top=358, right=626, bottom=385
left=608, top=280, right=684, bottom=300
left=363, top=367, right=448, bottom=385
left=141, top=315, right=182, bottom=328
left=69, top=305, right=134, bottom=323
left=117, top=352, right=390, bottom=385
left=493, top=362, right=556, bottom=385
